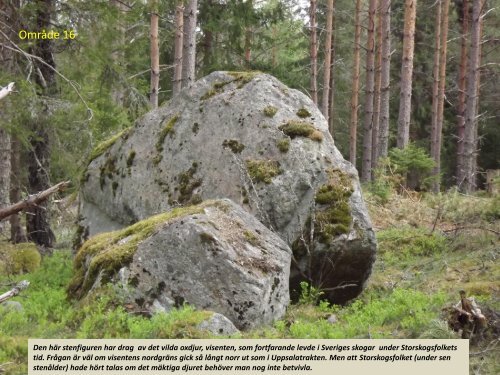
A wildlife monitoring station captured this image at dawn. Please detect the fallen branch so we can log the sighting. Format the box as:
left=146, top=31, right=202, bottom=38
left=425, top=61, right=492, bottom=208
left=0, top=82, right=15, bottom=100
left=0, top=280, right=30, bottom=304
left=0, top=181, right=70, bottom=221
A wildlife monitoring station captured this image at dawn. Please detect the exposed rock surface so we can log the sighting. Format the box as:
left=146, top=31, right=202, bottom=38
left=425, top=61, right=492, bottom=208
left=78, top=71, right=376, bottom=304
left=69, top=199, right=291, bottom=330
left=198, top=312, right=240, bottom=336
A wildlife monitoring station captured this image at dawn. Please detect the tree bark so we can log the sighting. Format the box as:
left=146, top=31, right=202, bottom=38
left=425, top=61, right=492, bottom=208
left=349, top=0, right=362, bottom=166
left=309, top=0, right=318, bottom=105
left=322, top=0, right=334, bottom=125
left=461, top=0, right=484, bottom=193
left=0, top=181, right=70, bottom=222
left=371, top=2, right=383, bottom=177
left=182, top=0, right=197, bottom=88
left=0, top=126, right=10, bottom=236
left=430, top=1, right=443, bottom=191
left=150, top=0, right=160, bottom=108
left=9, top=136, right=26, bottom=243
left=456, top=0, right=469, bottom=186
left=377, top=0, right=391, bottom=160
left=361, top=0, right=378, bottom=182
left=328, top=2, right=337, bottom=136
left=396, top=0, right=417, bottom=149
left=27, top=0, right=57, bottom=248
left=432, top=0, right=450, bottom=192
left=173, top=1, right=184, bottom=96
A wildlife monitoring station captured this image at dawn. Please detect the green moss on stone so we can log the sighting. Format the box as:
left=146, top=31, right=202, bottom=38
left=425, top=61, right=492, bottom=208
left=68, top=204, right=211, bottom=299
left=99, top=156, right=117, bottom=190
left=279, top=120, right=323, bottom=142
left=246, top=159, right=282, bottom=184
left=89, top=128, right=131, bottom=164
left=201, top=88, right=218, bottom=100
left=154, top=114, right=179, bottom=165
left=296, top=107, right=311, bottom=118
left=263, top=106, right=278, bottom=117
left=243, top=230, right=260, bottom=246
left=178, top=163, right=202, bottom=204
left=126, top=150, right=136, bottom=168
left=222, top=139, right=245, bottom=154
left=226, top=71, right=260, bottom=88
left=276, top=138, right=290, bottom=153
left=314, top=169, right=354, bottom=243
left=112, top=181, right=119, bottom=196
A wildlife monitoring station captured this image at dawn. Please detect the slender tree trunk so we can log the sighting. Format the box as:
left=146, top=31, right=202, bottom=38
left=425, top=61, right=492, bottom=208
left=396, top=0, right=417, bottom=149
left=371, top=2, right=383, bottom=178
left=182, top=0, right=197, bottom=87
left=349, top=0, right=362, bottom=166
left=461, top=0, right=484, bottom=193
left=377, top=0, right=391, bottom=160
left=173, top=1, right=184, bottom=96
left=0, top=127, right=10, bottom=236
left=328, top=4, right=337, bottom=136
left=109, top=0, right=127, bottom=106
left=430, top=1, right=443, bottom=190
left=27, top=0, right=56, bottom=248
left=309, top=0, right=318, bottom=104
left=322, top=0, right=334, bottom=125
left=150, top=0, right=160, bottom=108
left=9, top=136, right=26, bottom=243
left=456, top=0, right=469, bottom=186
left=361, top=0, right=378, bottom=182
left=432, top=0, right=450, bottom=192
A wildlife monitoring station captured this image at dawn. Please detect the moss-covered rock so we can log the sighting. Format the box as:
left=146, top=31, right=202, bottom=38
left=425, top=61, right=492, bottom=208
left=263, top=106, right=278, bottom=117
left=222, top=139, right=245, bottom=154
left=246, top=160, right=282, bottom=184
left=279, top=120, right=323, bottom=142
left=296, top=108, right=311, bottom=118
left=276, top=138, right=290, bottom=153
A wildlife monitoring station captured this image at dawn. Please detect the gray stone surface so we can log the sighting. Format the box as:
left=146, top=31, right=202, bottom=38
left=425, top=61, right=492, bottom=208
left=79, top=71, right=376, bottom=304
left=198, top=312, right=240, bottom=336
left=75, top=199, right=291, bottom=330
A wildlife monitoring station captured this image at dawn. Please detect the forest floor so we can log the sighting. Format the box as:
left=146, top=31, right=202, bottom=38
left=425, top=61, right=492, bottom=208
left=0, top=189, right=498, bottom=374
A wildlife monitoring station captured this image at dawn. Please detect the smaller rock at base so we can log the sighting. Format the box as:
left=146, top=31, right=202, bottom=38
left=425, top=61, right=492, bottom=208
left=198, top=313, right=240, bottom=336
left=327, top=314, right=338, bottom=324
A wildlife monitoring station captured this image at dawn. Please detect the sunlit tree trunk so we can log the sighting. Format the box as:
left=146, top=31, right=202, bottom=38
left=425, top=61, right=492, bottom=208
left=309, top=0, right=318, bottom=104
left=377, top=0, right=391, bottom=160
left=361, top=0, right=378, bottom=182
left=371, top=2, right=383, bottom=178
left=430, top=1, right=442, bottom=190
left=182, top=0, right=197, bottom=87
left=456, top=0, right=469, bottom=187
left=396, top=0, right=417, bottom=149
left=173, top=1, right=184, bottom=96
left=150, top=0, right=160, bottom=108
left=461, top=0, right=484, bottom=193
left=322, top=0, right=334, bottom=126
left=349, top=0, right=362, bottom=166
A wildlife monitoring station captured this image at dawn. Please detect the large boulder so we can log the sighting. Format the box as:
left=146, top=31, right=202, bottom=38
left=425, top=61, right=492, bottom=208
left=78, top=71, right=376, bottom=304
left=69, top=199, right=291, bottom=330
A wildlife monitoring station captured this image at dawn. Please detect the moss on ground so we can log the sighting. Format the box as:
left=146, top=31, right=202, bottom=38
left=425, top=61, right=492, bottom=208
left=0, top=243, right=41, bottom=275
left=246, top=159, right=282, bottom=184
left=279, top=120, right=323, bottom=142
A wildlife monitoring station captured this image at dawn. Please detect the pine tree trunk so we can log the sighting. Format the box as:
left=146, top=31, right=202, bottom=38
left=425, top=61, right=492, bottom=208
left=150, top=0, right=160, bottom=108
left=396, top=0, right=417, bottom=149
left=309, top=0, right=318, bottom=104
left=461, top=0, right=484, bottom=193
left=9, top=136, right=26, bottom=243
left=432, top=0, right=450, bottom=192
left=109, top=0, right=127, bottom=106
left=0, top=127, right=10, bottom=236
left=371, top=2, right=383, bottom=178
left=173, top=1, right=184, bottom=96
left=430, top=1, right=442, bottom=191
left=456, top=0, right=469, bottom=186
left=321, top=0, right=334, bottom=125
left=349, top=0, right=362, bottom=166
left=328, top=5, right=337, bottom=136
left=182, top=0, right=197, bottom=88
left=361, top=0, right=378, bottom=182
left=377, top=0, right=391, bottom=160
left=27, top=0, right=56, bottom=248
